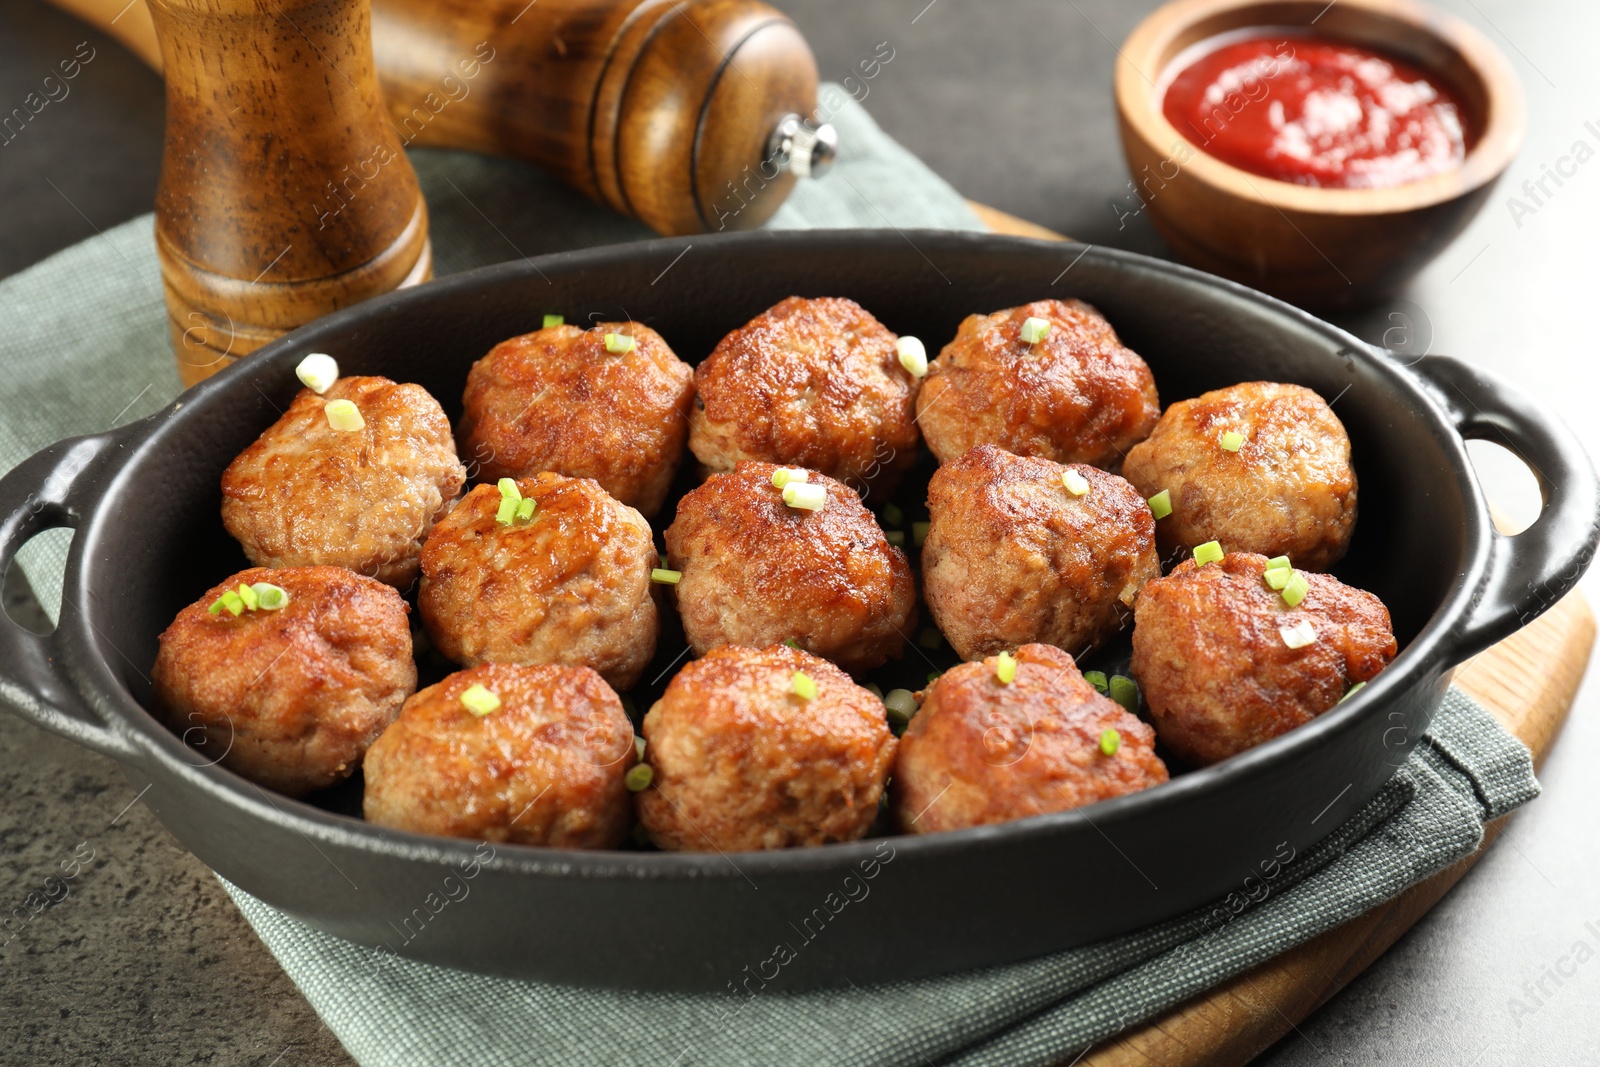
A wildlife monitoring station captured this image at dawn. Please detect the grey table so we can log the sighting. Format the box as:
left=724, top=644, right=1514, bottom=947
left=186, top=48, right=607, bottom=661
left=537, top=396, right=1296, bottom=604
left=2, top=0, right=1596, bottom=1063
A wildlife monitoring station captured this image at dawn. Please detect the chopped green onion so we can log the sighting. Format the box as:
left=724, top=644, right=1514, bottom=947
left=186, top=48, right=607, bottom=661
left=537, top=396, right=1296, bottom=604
left=1061, top=469, right=1091, bottom=497
left=771, top=467, right=809, bottom=488
left=1108, top=675, right=1139, bottom=714
left=220, top=590, right=245, bottom=616
left=515, top=498, right=537, bottom=522
left=634, top=735, right=646, bottom=760
left=882, top=502, right=905, bottom=527
left=604, top=332, right=636, bottom=355
left=913, top=521, right=930, bottom=547
left=1279, top=619, right=1317, bottom=649
left=1099, top=728, right=1122, bottom=756
left=1220, top=431, right=1246, bottom=452
left=208, top=598, right=225, bottom=616
left=1339, top=681, right=1367, bottom=704
left=497, top=477, right=521, bottom=501
left=1148, top=489, right=1172, bottom=520
left=1264, top=567, right=1292, bottom=591
left=323, top=398, right=364, bottom=432
left=782, top=482, right=827, bottom=511
left=1265, top=555, right=1292, bottom=571
left=236, top=583, right=259, bottom=611
left=1020, top=316, right=1051, bottom=344
left=543, top=313, right=564, bottom=328
left=926, top=671, right=942, bottom=684
left=995, top=650, right=1017, bottom=685
left=1193, top=540, right=1224, bottom=566
left=495, top=496, right=519, bottom=525
left=896, top=336, right=928, bottom=378
left=1083, top=670, right=1109, bottom=693
left=791, top=671, right=818, bottom=700
left=885, top=530, right=906, bottom=546
left=460, top=683, right=501, bottom=717
left=295, top=353, right=339, bottom=394
left=1281, top=571, right=1310, bottom=608
left=650, top=568, right=682, bottom=585
left=918, top=628, right=943, bottom=650
left=783, top=638, right=800, bottom=650
left=625, top=764, right=654, bottom=791
left=884, top=688, right=919, bottom=725
left=865, top=682, right=884, bottom=700
left=251, top=583, right=289, bottom=610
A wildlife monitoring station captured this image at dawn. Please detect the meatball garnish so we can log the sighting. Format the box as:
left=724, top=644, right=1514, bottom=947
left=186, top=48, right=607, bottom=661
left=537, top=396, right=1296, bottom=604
left=419, top=474, right=660, bottom=689
left=363, top=664, right=635, bottom=848
left=1122, top=382, right=1357, bottom=571
left=689, top=296, right=922, bottom=498
left=915, top=299, right=1159, bottom=468
left=892, top=644, right=1167, bottom=834
left=663, top=461, right=917, bottom=675
left=1131, top=552, right=1396, bottom=766
left=221, top=375, right=466, bottom=589
left=457, top=321, right=695, bottom=517
left=151, top=566, right=415, bottom=797
left=635, top=646, right=896, bottom=851
left=923, top=445, right=1160, bottom=660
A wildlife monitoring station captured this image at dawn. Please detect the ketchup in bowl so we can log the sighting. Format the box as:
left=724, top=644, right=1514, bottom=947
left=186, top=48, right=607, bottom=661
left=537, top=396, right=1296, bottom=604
left=1160, top=31, right=1472, bottom=189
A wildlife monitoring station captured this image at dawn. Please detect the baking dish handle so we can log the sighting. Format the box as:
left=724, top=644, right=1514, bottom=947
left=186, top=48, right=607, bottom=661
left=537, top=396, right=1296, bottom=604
left=1407, top=354, right=1600, bottom=664
left=0, top=433, right=141, bottom=762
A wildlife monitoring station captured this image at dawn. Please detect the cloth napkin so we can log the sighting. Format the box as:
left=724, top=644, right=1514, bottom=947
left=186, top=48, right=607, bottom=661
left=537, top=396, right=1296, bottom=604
left=0, top=89, right=1540, bottom=1067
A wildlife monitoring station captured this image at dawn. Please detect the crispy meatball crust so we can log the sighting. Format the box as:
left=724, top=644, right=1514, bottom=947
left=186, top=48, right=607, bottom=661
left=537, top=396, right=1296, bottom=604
left=689, top=297, right=921, bottom=497
left=893, top=644, right=1167, bottom=834
left=636, top=646, right=896, bottom=851
left=923, top=445, right=1160, bottom=660
left=363, top=664, right=634, bottom=848
left=1122, top=382, right=1357, bottom=571
left=457, top=323, right=695, bottom=517
left=663, top=462, right=917, bottom=675
left=151, top=566, right=415, bottom=797
left=418, top=474, right=659, bottom=689
left=915, top=299, right=1159, bottom=468
left=1131, top=553, right=1397, bottom=767
left=221, top=376, right=467, bottom=589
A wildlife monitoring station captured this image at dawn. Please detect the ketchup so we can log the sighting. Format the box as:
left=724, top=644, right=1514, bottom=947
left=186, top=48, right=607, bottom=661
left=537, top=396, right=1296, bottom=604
left=1160, top=31, right=1471, bottom=189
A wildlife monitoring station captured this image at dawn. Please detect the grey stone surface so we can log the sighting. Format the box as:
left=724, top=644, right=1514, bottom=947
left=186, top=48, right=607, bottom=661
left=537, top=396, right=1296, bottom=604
left=3, top=0, right=1598, bottom=1063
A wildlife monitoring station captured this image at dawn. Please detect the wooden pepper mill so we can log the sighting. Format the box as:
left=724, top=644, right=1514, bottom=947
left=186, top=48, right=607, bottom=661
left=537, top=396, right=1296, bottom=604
left=60, top=0, right=834, bottom=237
left=147, top=0, right=433, bottom=385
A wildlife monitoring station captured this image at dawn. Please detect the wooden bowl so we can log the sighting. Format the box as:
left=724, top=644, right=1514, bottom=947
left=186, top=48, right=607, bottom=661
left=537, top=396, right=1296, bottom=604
left=1115, top=0, right=1523, bottom=310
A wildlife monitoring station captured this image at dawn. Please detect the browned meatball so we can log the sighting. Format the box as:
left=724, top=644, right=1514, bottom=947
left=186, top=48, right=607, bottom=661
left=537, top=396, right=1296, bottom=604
left=1122, top=382, right=1357, bottom=571
left=663, top=462, right=916, bottom=674
left=221, top=376, right=466, bottom=589
left=457, top=323, right=695, bottom=517
left=636, top=646, right=896, bottom=851
left=1131, top=553, right=1396, bottom=766
left=689, top=296, right=921, bottom=498
left=892, top=644, right=1167, bottom=834
left=915, top=299, right=1159, bottom=468
left=151, top=566, right=415, bottom=797
left=923, top=445, right=1160, bottom=660
left=418, top=474, right=659, bottom=689
left=363, top=663, right=634, bottom=848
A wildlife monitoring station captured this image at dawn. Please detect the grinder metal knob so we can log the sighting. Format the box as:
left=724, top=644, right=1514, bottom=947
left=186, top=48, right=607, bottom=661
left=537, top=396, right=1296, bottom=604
left=769, top=114, right=839, bottom=179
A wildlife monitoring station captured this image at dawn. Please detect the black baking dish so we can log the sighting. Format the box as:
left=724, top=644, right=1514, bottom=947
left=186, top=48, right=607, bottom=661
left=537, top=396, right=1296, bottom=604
left=1, top=231, right=1594, bottom=991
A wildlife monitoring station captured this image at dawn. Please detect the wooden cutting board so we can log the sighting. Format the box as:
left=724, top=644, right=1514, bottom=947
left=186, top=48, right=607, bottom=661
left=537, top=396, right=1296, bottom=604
left=966, top=203, right=1598, bottom=1065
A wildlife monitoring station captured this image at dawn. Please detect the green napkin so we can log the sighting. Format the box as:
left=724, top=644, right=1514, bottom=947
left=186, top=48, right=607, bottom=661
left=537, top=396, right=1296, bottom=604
left=0, top=88, right=1539, bottom=1067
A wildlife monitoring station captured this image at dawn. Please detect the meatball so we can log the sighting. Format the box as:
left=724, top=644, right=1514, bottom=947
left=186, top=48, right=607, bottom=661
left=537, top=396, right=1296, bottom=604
left=688, top=296, right=921, bottom=498
left=663, top=462, right=916, bottom=674
left=363, top=664, right=634, bottom=848
left=1131, top=553, right=1397, bottom=766
left=893, top=644, right=1167, bottom=834
left=221, top=375, right=466, bottom=589
left=151, top=566, right=415, bottom=797
left=418, top=474, right=659, bottom=689
left=457, top=322, right=695, bottom=517
left=915, top=299, right=1159, bottom=468
left=923, top=445, right=1160, bottom=660
left=635, top=646, right=896, bottom=851
left=1122, top=382, right=1357, bottom=571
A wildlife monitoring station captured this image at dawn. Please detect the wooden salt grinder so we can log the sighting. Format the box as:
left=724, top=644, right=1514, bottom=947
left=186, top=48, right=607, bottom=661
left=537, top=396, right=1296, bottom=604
left=147, top=0, right=432, bottom=385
